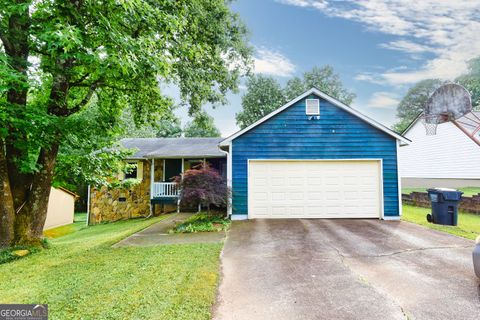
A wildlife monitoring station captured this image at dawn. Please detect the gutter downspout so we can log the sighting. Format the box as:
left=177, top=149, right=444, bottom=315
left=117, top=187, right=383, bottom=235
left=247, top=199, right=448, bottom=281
left=219, top=143, right=232, bottom=219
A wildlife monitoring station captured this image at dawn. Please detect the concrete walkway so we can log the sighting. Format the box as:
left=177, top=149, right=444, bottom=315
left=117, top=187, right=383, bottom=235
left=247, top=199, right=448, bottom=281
left=214, top=219, right=480, bottom=320
left=113, top=213, right=226, bottom=247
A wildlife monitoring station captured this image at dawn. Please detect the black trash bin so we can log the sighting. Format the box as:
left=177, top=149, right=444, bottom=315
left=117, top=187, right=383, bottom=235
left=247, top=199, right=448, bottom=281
left=426, top=188, right=463, bottom=226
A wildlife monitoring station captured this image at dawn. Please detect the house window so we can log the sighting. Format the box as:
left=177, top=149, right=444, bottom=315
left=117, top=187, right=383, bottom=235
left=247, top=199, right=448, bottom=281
left=125, top=162, right=138, bottom=179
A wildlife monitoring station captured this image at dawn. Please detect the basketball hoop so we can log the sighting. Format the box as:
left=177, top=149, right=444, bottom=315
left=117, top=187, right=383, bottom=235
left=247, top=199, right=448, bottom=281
left=421, top=114, right=446, bottom=135
left=420, top=83, right=480, bottom=146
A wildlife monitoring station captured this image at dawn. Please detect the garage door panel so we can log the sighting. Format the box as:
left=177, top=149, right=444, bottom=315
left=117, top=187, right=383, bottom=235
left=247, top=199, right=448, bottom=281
left=249, top=160, right=381, bottom=219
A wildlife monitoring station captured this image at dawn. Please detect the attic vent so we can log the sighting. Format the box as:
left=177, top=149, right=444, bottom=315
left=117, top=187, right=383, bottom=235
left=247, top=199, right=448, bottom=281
left=306, top=99, right=320, bottom=115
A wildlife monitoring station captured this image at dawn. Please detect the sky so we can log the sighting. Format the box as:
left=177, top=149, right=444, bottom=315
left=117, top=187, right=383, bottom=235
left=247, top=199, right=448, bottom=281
left=174, top=0, right=480, bottom=137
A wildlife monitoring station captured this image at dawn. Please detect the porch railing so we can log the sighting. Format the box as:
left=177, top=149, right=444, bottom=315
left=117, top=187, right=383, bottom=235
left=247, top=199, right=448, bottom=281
left=151, top=182, right=180, bottom=198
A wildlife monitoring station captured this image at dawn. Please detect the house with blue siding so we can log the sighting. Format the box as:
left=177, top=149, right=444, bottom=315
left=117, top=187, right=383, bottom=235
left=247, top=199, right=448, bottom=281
left=219, top=88, right=409, bottom=220
left=89, top=88, right=409, bottom=223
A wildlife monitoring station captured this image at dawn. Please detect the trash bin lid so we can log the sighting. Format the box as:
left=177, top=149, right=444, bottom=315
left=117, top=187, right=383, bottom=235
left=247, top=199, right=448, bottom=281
left=427, top=187, right=463, bottom=200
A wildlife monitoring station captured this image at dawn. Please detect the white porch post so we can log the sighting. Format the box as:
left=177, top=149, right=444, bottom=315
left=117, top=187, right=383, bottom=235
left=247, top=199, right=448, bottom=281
left=178, top=158, right=184, bottom=213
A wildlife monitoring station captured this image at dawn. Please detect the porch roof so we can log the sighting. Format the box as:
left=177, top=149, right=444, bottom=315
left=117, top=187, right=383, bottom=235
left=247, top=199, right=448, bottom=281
left=120, top=137, right=225, bottom=159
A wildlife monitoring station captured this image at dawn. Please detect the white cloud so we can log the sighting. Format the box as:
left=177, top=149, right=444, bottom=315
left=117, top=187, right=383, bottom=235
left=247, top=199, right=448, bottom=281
left=277, top=0, right=328, bottom=10
left=367, top=92, right=400, bottom=108
left=380, top=40, right=433, bottom=54
left=354, top=72, right=384, bottom=85
left=253, top=47, right=296, bottom=77
left=277, top=0, right=480, bottom=84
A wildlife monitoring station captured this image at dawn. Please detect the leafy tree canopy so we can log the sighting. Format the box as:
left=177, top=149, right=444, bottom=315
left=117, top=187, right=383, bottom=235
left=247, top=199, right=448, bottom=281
left=236, top=66, right=355, bottom=129
left=184, top=110, right=221, bottom=137
left=118, top=107, right=182, bottom=138
left=392, top=79, right=442, bottom=133
left=284, top=66, right=356, bottom=104
left=0, top=0, right=250, bottom=247
left=235, top=75, right=285, bottom=129
left=455, top=57, right=480, bottom=109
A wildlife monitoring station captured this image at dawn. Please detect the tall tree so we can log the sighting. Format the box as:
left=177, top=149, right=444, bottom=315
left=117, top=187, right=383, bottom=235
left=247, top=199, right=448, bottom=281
left=184, top=110, right=221, bottom=137
left=236, top=66, right=354, bottom=129
left=284, top=66, right=356, bottom=104
left=0, top=0, right=250, bottom=247
left=119, top=106, right=182, bottom=138
left=235, top=75, right=285, bottom=129
left=392, top=79, right=442, bottom=132
left=156, top=118, right=183, bottom=138
left=456, top=57, right=480, bottom=109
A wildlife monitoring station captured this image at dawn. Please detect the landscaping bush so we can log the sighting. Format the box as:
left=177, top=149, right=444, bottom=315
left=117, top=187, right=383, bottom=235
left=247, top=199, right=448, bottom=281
left=173, top=213, right=231, bottom=233
left=174, top=163, right=229, bottom=214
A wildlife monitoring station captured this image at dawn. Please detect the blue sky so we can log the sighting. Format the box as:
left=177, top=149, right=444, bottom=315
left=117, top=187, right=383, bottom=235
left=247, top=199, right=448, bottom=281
left=174, top=0, right=480, bottom=136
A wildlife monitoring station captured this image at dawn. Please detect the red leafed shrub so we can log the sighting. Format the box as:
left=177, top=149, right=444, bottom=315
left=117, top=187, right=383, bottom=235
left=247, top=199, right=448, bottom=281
left=174, top=163, right=229, bottom=212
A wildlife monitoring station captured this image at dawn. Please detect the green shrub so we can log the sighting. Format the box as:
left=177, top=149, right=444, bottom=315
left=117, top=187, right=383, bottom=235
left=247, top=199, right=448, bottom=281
left=173, top=213, right=230, bottom=233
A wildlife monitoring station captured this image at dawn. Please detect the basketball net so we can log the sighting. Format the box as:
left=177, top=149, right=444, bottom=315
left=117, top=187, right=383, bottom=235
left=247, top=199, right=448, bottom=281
left=421, top=114, right=445, bottom=135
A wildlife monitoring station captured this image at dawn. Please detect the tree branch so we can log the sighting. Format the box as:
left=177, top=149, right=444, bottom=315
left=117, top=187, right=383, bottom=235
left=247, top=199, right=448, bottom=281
left=68, top=81, right=100, bottom=114
left=0, top=33, right=13, bottom=53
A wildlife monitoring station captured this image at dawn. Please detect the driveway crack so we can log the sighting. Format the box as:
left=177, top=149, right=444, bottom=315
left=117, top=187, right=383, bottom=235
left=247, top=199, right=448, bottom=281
left=327, top=242, right=411, bottom=320
left=351, top=245, right=472, bottom=258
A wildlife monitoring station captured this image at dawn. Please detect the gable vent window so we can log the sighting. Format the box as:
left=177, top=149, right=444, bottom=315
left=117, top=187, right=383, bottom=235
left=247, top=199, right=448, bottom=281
left=305, top=99, right=320, bottom=116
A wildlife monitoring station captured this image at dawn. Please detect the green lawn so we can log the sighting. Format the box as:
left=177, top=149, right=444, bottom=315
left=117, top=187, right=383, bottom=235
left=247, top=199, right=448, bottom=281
left=0, top=216, right=222, bottom=320
left=402, top=205, right=480, bottom=240
left=402, top=186, right=480, bottom=197
left=43, top=213, right=87, bottom=239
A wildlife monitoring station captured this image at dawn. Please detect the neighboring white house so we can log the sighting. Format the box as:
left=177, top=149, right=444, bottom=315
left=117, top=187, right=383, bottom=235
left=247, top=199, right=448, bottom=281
left=44, top=187, right=77, bottom=230
left=399, top=112, right=480, bottom=188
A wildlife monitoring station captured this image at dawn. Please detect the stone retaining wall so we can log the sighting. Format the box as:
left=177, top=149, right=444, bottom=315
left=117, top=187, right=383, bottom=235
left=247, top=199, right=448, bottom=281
left=402, top=192, right=480, bottom=215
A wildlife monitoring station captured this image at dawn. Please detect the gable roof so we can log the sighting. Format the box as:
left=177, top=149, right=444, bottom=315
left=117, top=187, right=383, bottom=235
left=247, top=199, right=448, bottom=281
left=121, top=138, right=226, bottom=159
left=220, top=88, right=410, bottom=146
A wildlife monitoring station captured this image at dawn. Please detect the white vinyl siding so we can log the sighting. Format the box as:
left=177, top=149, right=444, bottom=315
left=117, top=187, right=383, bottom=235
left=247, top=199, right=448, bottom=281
left=399, top=120, right=480, bottom=179
left=248, top=160, right=381, bottom=219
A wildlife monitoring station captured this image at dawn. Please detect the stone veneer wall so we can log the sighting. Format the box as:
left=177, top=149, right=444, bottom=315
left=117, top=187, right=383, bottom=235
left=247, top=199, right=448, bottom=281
left=89, top=160, right=172, bottom=224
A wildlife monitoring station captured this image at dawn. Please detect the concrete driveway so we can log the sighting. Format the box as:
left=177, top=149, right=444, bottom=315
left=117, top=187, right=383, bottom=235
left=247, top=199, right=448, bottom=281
left=213, top=219, right=480, bottom=320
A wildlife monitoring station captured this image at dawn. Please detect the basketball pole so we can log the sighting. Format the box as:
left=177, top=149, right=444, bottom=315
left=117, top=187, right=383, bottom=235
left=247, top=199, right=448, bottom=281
left=451, top=120, right=480, bottom=147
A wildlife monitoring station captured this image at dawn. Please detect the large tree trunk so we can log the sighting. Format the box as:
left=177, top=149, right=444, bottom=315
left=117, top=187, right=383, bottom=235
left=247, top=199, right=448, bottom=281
left=0, top=141, right=16, bottom=249
left=13, top=145, right=59, bottom=246
left=0, top=1, right=31, bottom=248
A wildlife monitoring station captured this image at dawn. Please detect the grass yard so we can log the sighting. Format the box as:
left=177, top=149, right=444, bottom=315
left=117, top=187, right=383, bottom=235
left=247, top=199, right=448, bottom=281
left=0, top=215, right=223, bottom=320
left=402, top=186, right=480, bottom=197
left=402, top=204, right=480, bottom=240
left=43, top=212, right=87, bottom=239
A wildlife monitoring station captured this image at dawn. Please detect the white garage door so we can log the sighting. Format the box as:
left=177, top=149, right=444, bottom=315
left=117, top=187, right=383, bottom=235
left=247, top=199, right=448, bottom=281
left=248, top=160, right=382, bottom=219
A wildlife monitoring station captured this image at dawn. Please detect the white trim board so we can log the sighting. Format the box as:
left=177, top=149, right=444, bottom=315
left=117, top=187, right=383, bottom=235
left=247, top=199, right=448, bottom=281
left=220, top=88, right=410, bottom=146
left=396, top=140, right=402, bottom=216
left=383, top=216, right=401, bottom=221
left=246, top=158, right=385, bottom=220
left=231, top=214, right=247, bottom=221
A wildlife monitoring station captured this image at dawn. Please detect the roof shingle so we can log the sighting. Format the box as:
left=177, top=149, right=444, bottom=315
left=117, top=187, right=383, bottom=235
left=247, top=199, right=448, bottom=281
left=120, top=138, right=225, bottom=159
